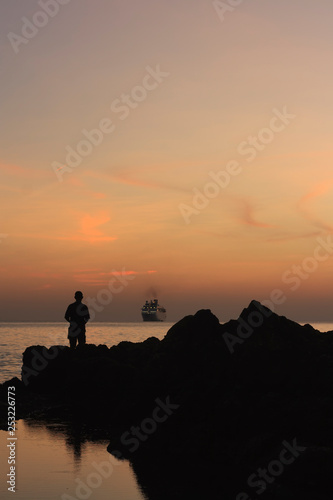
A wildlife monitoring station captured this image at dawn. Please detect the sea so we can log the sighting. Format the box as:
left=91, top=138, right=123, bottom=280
left=0, top=322, right=173, bottom=500
left=0, top=322, right=173, bottom=384
left=0, top=320, right=332, bottom=499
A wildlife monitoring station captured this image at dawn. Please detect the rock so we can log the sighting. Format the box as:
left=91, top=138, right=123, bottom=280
left=1, top=301, right=333, bottom=499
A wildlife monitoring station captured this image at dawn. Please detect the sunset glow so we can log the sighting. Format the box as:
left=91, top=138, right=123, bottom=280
left=1, top=0, right=333, bottom=322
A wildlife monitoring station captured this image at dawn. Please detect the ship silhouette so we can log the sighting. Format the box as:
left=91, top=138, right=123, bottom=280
left=141, top=299, right=166, bottom=322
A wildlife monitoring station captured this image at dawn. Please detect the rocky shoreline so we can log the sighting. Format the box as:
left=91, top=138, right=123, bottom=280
left=1, top=300, right=333, bottom=499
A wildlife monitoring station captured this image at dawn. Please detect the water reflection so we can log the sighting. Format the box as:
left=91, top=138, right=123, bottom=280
left=64, top=425, right=87, bottom=469
left=24, top=418, right=90, bottom=471
left=0, top=419, right=146, bottom=500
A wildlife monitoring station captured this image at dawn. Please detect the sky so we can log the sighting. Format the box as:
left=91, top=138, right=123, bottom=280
left=1, top=0, right=333, bottom=322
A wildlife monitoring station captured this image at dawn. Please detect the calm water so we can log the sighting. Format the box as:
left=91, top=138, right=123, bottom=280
left=0, top=420, right=146, bottom=500
left=0, top=322, right=173, bottom=500
left=0, top=322, right=173, bottom=384
left=1, top=321, right=330, bottom=384
left=0, top=320, right=331, bottom=499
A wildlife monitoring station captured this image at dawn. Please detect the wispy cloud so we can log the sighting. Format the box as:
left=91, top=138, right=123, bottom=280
left=32, top=284, right=52, bottom=291
left=237, top=199, right=275, bottom=228
left=299, top=181, right=333, bottom=204
left=78, top=211, right=115, bottom=243
left=0, top=183, right=25, bottom=194
left=100, top=270, right=157, bottom=276
left=72, top=269, right=102, bottom=275
left=83, top=170, right=189, bottom=194
left=0, top=162, right=51, bottom=180
left=28, top=272, right=62, bottom=279
left=13, top=211, right=117, bottom=244
left=297, top=180, right=333, bottom=232
left=73, top=269, right=157, bottom=285
left=112, top=173, right=188, bottom=193
left=54, top=235, right=117, bottom=242
left=267, top=231, right=322, bottom=242
left=73, top=277, right=110, bottom=285
left=65, top=175, right=107, bottom=199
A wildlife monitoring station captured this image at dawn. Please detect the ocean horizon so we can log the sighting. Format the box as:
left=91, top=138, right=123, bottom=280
left=1, top=320, right=332, bottom=385
left=2, top=317, right=333, bottom=499
left=0, top=322, right=174, bottom=384
left=0, top=321, right=176, bottom=499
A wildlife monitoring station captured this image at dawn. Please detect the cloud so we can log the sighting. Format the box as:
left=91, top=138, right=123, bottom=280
left=65, top=175, right=107, bottom=199
left=0, top=162, right=107, bottom=201
left=113, top=173, right=188, bottom=192
left=110, top=270, right=156, bottom=276
left=78, top=211, right=115, bottom=243
left=54, top=235, right=117, bottom=242
left=29, top=272, right=62, bottom=279
left=32, top=284, right=52, bottom=291
left=13, top=232, right=117, bottom=243
left=83, top=170, right=189, bottom=194
left=13, top=211, right=117, bottom=244
left=0, top=162, right=52, bottom=180
left=73, top=270, right=157, bottom=286
left=237, top=199, right=275, bottom=228
left=100, top=270, right=157, bottom=276
left=299, top=181, right=333, bottom=204
left=72, top=269, right=102, bottom=274
left=73, top=277, right=110, bottom=285
left=297, top=181, right=333, bottom=232
left=0, top=183, right=25, bottom=194
left=267, top=231, right=322, bottom=242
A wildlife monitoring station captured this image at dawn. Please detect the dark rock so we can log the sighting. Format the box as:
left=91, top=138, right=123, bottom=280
left=1, top=301, right=333, bottom=499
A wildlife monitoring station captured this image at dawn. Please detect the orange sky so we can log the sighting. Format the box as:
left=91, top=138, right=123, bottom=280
left=1, top=0, right=333, bottom=322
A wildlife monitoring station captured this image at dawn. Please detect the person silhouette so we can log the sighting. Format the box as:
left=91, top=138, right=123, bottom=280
left=64, top=291, right=90, bottom=349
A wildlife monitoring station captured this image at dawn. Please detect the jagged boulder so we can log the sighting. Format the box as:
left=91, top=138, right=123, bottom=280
left=2, top=301, right=333, bottom=499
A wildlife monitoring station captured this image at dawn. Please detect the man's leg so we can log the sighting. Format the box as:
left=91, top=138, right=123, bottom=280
left=77, top=330, right=86, bottom=346
left=68, top=323, right=79, bottom=349
left=69, top=336, right=77, bottom=349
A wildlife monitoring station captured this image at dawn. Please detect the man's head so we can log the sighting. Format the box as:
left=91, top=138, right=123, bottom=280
left=74, top=291, right=83, bottom=302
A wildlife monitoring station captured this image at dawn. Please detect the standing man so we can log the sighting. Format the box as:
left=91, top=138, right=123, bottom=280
left=65, top=291, right=90, bottom=349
